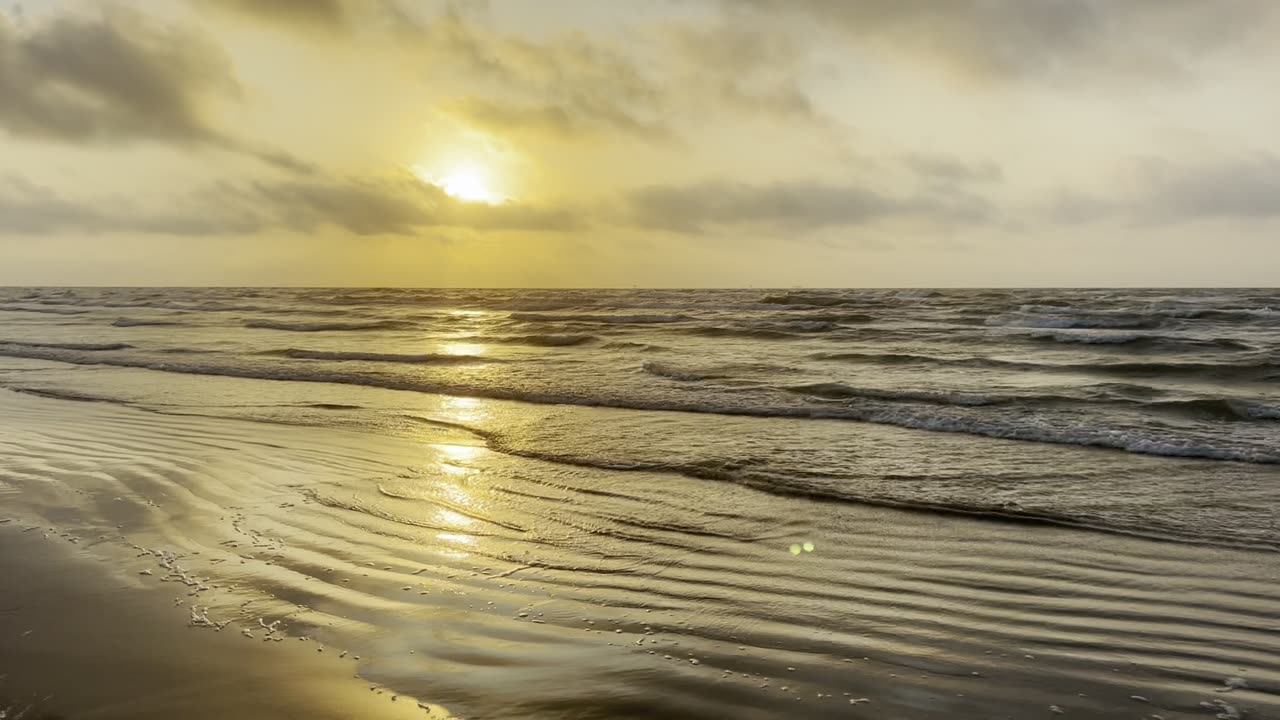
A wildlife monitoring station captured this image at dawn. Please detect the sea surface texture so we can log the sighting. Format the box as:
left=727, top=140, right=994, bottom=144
left=1, top=287, right=1277, bottom=719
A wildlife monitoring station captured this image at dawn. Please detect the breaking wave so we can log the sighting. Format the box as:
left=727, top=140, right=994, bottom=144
left=244, top=319, right=416, bottom=332
left=985, top=312, right=1163, bottom=330
left=509, top=312, right=690, bottom=324
left=0, top=342, right=1275, bottom=466
left=112, top=318, right=188, bottom=327
left=809, top=350, right=1280, bottom=381
left=1004, top=330, right=1256, bottom=352
left=260, top=349, right=495, bottom=365
left=0, top=339, right=133, bottom=351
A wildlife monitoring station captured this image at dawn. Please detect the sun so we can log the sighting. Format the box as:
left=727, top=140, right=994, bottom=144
left=420, top=165, right=503, bottom=204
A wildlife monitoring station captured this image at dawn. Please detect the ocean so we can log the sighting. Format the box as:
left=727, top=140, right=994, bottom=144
left=1, top=287, right=1278, bottom=718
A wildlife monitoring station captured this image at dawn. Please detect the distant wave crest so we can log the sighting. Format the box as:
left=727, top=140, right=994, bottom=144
left=244, top=319, right=416, bottom=332
left=0, top=339, right=132, bottom=351
left=260, top=348, right=495, bottom=365
left=112, top=318, right=188, bottom=327
left=509, top=312, right=690, bottom=324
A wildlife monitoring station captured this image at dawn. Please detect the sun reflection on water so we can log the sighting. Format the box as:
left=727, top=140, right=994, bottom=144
left=435, top=508, right=475, bottom=528
left=439, top=342, right=486, bottom=357
left=436, top=531, right=476, bottom=545
left=435, top=443, right=483, bottom=462
left=440, top=396, right=488, bottom=424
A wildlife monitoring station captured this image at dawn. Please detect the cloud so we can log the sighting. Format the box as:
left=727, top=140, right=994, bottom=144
left=447, top=97, right=671, bottom=142
left=0, top=176, right=260, bottom=236
left=187, top=3, right=830, bottom=145
left=623, top=179, right=990, bottom=233
left=738, top=0, right=1276, bottom=84
left=0, top=173, right=578, bottom=237
left=241, top=175, right=579, bottom=234
left=904, top=155, right=1003, bottom=184
left=1136, top=153, right=1280, bottom=219
left=413, top=9, right=673, bottom=142
left=659, top=21, right=820, bottom=121
left=1044, top=152, right=1280, bottom=225
left=198, top=0, right=347, bottom=33
left=0, top=9, right=237, bottom=142
left=400, top=7, right=830, bottom=143
left=0, top=177, right=103, bottom=234
left=0, top=8, right=310, bottom=172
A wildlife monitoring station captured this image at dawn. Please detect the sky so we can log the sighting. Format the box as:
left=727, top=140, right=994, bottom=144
left=2, top=0, right=1279, bottom=287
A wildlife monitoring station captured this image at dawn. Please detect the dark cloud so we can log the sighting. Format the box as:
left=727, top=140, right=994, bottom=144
left=0, top=177, right=102, bottom=234
left=904, top=155, right=1003, bottom=184
left=737, top=0, right=1276, bottom=83
left=659, top=21, right=821, bottom=121
left=0, top=176, right=259, bottom=236
left=1136, top=154, right=1280, bottom=219
left=198, top=0, right=347, bottom=33
left=404, top=7, right=830, bottom=143
left=191, top=3, right=828, bottom=142
left=623, top=179, right=990, bottom=233
left=0, top=9, right=236, bottom=142
left=242, top=175, right=579, bottom=234
left=449, top=97, right=671, bottom=142
left=0, top=9, right=311, bottom=172
left=0, top=174, right=577, bottom=237
left=417, top=9, right=672, bottom=142
left=1045, top=153, right=1280, bottom=224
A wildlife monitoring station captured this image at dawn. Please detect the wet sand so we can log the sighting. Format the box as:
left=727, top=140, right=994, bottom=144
left=1, top=386, right=1278, bottom=719
left=0, top=525, right=445, bottom=720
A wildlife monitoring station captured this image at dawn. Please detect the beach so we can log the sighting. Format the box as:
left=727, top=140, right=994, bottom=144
left=1, top=389, right=1277, bottom=719
left=0, top=519, right=443, bottom=720
left=1, top=288, right=1279, bottom=719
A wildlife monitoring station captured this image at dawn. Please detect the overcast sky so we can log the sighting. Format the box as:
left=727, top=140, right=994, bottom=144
left=2, top=0, right=1279, bottom=286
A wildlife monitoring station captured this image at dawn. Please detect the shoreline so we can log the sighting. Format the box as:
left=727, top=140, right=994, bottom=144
left=0, top=523, right=446, bottom=720
left=1, top=385, right=1276, bottom=719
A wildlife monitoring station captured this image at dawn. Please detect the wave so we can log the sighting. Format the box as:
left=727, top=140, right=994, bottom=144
left=5, top=386, right=137, bottom=404
left=765, top=320, right=839, bottom=333
left=1145, top=398, right=1280, bottom=422
left=301, top=402, right=365, bottom=410
left=0, top=305, right=92, bottom=315
left=641, top=362, right=725, bottom=382
left=464, top=333, right=596, bottom=347
left=1149, top=307, right=1278, bottom=322
left=157, top=347, right=219, bottom=355
left=477, top=444, right=1279, bottom=550
left=1010, top=303, right=1279, bottom=326
left=12, top=296, right=369, bottom=317
left=809, top=350, right=1280, bottom=381
left=787, top=382, right=1007, bottom=407
left=600, top=341, right=668, bottom=352
left=260, top=349, right=494, bottom=365
left=759, top=292, right=865, bottom=308
left=112, top=318, right=188, bottom=327
left=783, top=312, right=876, bottom=324
left=683, top=326, right=809, bottom=340
left=508, top=312, right=690, bottom=324
left=790, top=381, right=1280, bottom=423
left=244, top=319, right=416, bottom=332
left=1, top=343, right=1276, bottom=466
left=0, top=339, right=133, bottom=351
left=986, top=312, right=1163, bottom=330
left=1008, top=330, right=1255, bottom=352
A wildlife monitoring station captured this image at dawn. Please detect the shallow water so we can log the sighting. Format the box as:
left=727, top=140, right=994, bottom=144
left=2, top=287, right=1279, bottom=547
left=1, top=288, right=1279, bottom=718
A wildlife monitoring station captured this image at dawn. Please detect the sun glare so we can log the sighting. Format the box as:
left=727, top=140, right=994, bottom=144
left=420, top=165, right=503, bottom=204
